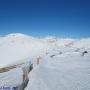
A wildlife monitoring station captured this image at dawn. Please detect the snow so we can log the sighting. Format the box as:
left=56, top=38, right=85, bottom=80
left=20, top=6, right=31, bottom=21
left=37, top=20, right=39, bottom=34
left=0, top=68, right=23, bottom=86
left=0, top=33, right=90, bottom=90
left=72, top=38, right=90, bottom=49
left=25, top=54, right=90, bottom=90
left=0, top=33, right=52, bottom=68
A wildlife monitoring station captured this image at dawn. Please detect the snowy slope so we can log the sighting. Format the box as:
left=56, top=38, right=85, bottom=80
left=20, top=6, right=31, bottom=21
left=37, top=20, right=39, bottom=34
left=43, top=36, right=76, bottom=46
left=72, top=38, right=90, bottom=48
left=25, top=35, right=90, bottom=90
left=0, top=33, right=90, bottom=90
left=0, top=33, right=52, bottom=68
left=26, top=55, right=90, bottom=90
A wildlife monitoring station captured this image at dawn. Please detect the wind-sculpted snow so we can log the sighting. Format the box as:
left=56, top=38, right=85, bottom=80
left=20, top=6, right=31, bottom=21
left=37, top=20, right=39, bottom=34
left=0, top=33, right=90, bottom=90
left=25, top=55, right=90, bottom=90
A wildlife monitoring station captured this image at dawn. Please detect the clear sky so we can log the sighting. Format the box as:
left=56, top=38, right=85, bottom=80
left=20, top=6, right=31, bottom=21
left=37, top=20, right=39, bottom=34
left=0, top=0, right=90, bottom=38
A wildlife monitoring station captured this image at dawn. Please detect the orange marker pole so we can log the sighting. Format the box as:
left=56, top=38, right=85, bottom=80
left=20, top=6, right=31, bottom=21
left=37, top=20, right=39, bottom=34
left=36, top=56, right=41, bottom=65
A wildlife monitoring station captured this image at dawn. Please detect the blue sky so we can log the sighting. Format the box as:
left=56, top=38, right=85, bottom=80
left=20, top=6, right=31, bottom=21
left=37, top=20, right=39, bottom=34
left=0, top=0, right=90, bottom=38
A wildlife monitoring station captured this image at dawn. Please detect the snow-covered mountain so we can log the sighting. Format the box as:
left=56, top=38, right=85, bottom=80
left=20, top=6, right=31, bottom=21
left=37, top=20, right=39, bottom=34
left=0, top=33, right=90, bottom=67
left=43, top=36, right=76, bottom=46
left=0, top=33, right=52, bottom=67
left=0, top=33, right=90, bottom=90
